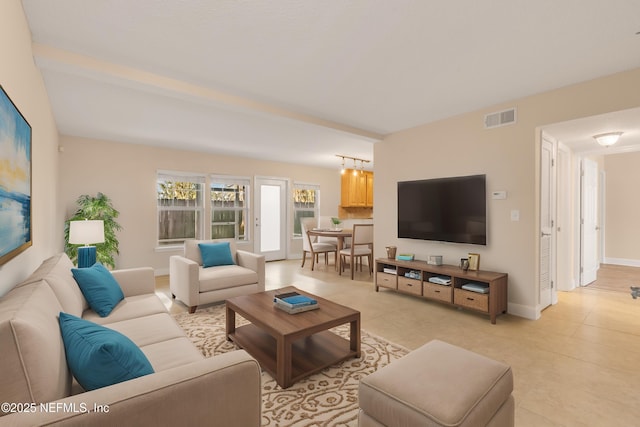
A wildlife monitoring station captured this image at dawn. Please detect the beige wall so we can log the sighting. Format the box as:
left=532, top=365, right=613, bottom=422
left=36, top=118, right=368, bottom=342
left=0, top=0, right=61, bottom=296
left=5, top=0, right=640, bottom=315
left=58, top=136, right=342, bottom=273
left=604, top=152, right=640, bottom=263
left=376, top=67, right=640, bottom=319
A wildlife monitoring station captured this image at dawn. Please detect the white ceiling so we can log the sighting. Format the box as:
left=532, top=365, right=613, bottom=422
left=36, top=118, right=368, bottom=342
left=21, top=0, right=640, bottom=169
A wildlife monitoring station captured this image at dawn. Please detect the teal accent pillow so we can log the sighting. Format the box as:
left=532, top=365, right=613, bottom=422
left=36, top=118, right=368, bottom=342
left=199, top=242, right=235, bottom=268
left=71, top=263, right=124, bottom=317
left=58, top=312, right=154, bottom=391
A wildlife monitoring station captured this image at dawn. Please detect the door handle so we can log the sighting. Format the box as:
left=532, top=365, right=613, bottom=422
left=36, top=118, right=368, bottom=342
left=541, top=231, right=551, bottom=237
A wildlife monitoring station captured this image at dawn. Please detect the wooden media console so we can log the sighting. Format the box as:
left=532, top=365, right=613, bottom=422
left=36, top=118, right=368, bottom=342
left=375, top=258, right=508, bottom=324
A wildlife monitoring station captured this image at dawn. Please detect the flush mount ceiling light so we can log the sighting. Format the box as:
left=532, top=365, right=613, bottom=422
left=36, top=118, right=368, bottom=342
left=593, top=132, right=623, bottom=147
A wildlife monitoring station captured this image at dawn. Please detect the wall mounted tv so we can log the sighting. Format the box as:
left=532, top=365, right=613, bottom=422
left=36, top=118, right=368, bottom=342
left=397, top=174, right=487, bottom=245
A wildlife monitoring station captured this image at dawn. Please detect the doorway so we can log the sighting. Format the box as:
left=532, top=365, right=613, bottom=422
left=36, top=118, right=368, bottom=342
left=539, top=133, right=556, bottom=310
left=255, top=177, right=288, bottom=261
left=580, top=158, right=600, bottom=286
left=539, top=107, right=640, bottom=299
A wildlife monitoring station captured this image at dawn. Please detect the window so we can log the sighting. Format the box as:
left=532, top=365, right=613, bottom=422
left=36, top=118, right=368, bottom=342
left=293, top=183, right=320, bottom=238
left=210, top=176, right=250, bottom=241
left=157, top=172, right=205, bottom=246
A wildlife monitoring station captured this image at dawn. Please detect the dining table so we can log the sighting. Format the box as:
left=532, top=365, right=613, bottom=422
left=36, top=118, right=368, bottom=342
left=306, top=228, right=352, bottom=272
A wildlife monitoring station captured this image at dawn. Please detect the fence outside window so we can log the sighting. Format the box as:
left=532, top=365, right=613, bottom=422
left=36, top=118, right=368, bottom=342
left=210, top=176, right=250, bottom=241
left=158, top=173, right=321, bottom=245
left=157, top=173, right=205, bottom=246
left=293, top=183, right=319, bottom=238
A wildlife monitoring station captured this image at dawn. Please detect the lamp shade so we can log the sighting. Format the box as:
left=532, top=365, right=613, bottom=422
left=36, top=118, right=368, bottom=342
left=69, top=220, right=105, bottom=245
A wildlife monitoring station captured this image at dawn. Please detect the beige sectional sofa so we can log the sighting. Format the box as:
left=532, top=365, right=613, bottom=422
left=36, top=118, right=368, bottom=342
left=0, top=253, right=261, bottom=426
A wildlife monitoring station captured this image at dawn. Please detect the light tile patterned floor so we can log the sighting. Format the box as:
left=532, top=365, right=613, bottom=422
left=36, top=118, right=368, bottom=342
left=157, top=259, right=640, bottom=427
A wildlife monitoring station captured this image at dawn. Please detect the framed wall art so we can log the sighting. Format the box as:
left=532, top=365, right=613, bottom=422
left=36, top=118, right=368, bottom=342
left=0, top=85, right=32, bottom=265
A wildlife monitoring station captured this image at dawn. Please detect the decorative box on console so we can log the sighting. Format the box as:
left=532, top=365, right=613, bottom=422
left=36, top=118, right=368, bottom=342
left=427, top=255, right=443, bottom=266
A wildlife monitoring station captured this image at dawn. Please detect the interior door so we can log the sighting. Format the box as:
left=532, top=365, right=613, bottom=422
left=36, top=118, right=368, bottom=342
left=581, top=158, right=599, bottom=285
left=556, top=144, right=573, bottom=291
left=539, top=134, right=556, bottom=309
left=255, top=177, right=287, bottom=261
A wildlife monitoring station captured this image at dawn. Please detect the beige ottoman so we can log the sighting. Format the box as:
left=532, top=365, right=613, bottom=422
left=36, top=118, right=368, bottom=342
left=358, top=339, right=514, bottom=427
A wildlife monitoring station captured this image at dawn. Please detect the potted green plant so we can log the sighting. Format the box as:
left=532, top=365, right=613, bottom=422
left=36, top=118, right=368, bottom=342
left=64, top=193, right=122, bottom=269
left=331, top=217, right=342, bottom=230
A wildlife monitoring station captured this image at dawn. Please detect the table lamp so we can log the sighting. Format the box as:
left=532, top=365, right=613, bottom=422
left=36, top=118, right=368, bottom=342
left=69, top=220, right=105, bottom=268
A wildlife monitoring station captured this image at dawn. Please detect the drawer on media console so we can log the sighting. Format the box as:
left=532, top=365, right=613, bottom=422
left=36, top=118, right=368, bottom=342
left=454, top=289, right=489, bottom=312
left=423, top=282, right=452, bottom=303
left=398, top=277, right=422, bottom=296
left=376, top=272, right=397, bottom=289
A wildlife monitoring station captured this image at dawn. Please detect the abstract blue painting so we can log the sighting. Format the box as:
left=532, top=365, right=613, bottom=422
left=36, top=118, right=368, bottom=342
left=0, top=85, right=32, bottom=265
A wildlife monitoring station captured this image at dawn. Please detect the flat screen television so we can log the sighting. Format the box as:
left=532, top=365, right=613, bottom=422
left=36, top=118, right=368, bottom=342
left=397, top=174, right=487, bottom=245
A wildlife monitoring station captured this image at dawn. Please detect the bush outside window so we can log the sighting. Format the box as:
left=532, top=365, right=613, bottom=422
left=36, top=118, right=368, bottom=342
left=210, top=176, right=250, bottom=241
left=158, top=174, right=321, bottom=245
left=157, top=173, right=205, bottom=246
left=293, top=183, right=319, bottom=238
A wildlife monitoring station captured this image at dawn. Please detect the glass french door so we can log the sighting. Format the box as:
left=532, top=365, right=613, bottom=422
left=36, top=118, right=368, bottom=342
left=255, top=177, right=287, bottom=261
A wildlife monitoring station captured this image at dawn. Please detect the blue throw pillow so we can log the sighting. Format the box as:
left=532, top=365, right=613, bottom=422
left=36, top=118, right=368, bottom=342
left=71, top=263, right=124, bottom=317
left=58, top=312, right=154, bottom=391
left=199, top=242, right=235, bottom=268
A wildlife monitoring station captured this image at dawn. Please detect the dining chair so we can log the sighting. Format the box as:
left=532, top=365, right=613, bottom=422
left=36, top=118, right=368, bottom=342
left=300, top=218, right=337, bottom=271
left=339, top=223, right=374, bottom=279
left=317, top=216, right=340, bottom=246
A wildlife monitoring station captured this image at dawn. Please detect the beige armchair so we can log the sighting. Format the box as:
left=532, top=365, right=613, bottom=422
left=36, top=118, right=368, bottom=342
left=170, top=239, right=265, bottom=313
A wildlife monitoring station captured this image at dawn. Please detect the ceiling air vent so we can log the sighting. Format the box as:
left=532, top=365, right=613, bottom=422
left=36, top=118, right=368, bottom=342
left=484, top=107, right=517, bottom=129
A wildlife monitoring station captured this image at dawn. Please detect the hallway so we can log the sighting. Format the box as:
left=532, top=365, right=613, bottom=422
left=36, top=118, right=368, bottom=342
left=586, top=263, right=640, bottom=294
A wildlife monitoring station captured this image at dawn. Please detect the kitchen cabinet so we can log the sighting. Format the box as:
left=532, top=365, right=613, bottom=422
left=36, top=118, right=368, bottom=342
left=341, top=170, right=373, bottom=208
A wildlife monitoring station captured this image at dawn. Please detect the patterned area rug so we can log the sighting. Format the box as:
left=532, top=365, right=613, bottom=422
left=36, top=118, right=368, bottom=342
left=172, top=304, right=409, bottom=427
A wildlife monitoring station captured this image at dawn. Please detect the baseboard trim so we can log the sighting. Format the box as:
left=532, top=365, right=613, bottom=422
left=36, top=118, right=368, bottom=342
left=557, top=279, right=576, bottom=292
left=603, top=258, right=640, bottom=267
left=507, top=302, right=538, bottom=320
left=155, top=267, right=169, bottom=276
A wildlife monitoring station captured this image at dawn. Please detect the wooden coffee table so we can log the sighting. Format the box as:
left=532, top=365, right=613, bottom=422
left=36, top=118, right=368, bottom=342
left=225, top=286, right=361, bottom=389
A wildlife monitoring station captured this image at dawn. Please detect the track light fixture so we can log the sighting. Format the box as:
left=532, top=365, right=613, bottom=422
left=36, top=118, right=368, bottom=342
left=335, top=155, right=371, bottom=175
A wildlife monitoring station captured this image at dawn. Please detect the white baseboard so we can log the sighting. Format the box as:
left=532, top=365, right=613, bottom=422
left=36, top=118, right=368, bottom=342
left=507, top=302, right=539, bottom=320
left=557, top=279, right=577, bottom=292
left=155, top=268, right=169, bottom=276
left=603, top=257, right=640, bottom=267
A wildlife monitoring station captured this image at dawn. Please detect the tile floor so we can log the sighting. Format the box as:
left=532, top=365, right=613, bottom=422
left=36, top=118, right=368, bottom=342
left=157, top=260, right=640, bottom=427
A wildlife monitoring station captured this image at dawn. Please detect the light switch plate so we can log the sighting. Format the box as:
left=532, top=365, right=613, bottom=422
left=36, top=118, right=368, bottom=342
left=511, top=209, right=520, bottom=221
